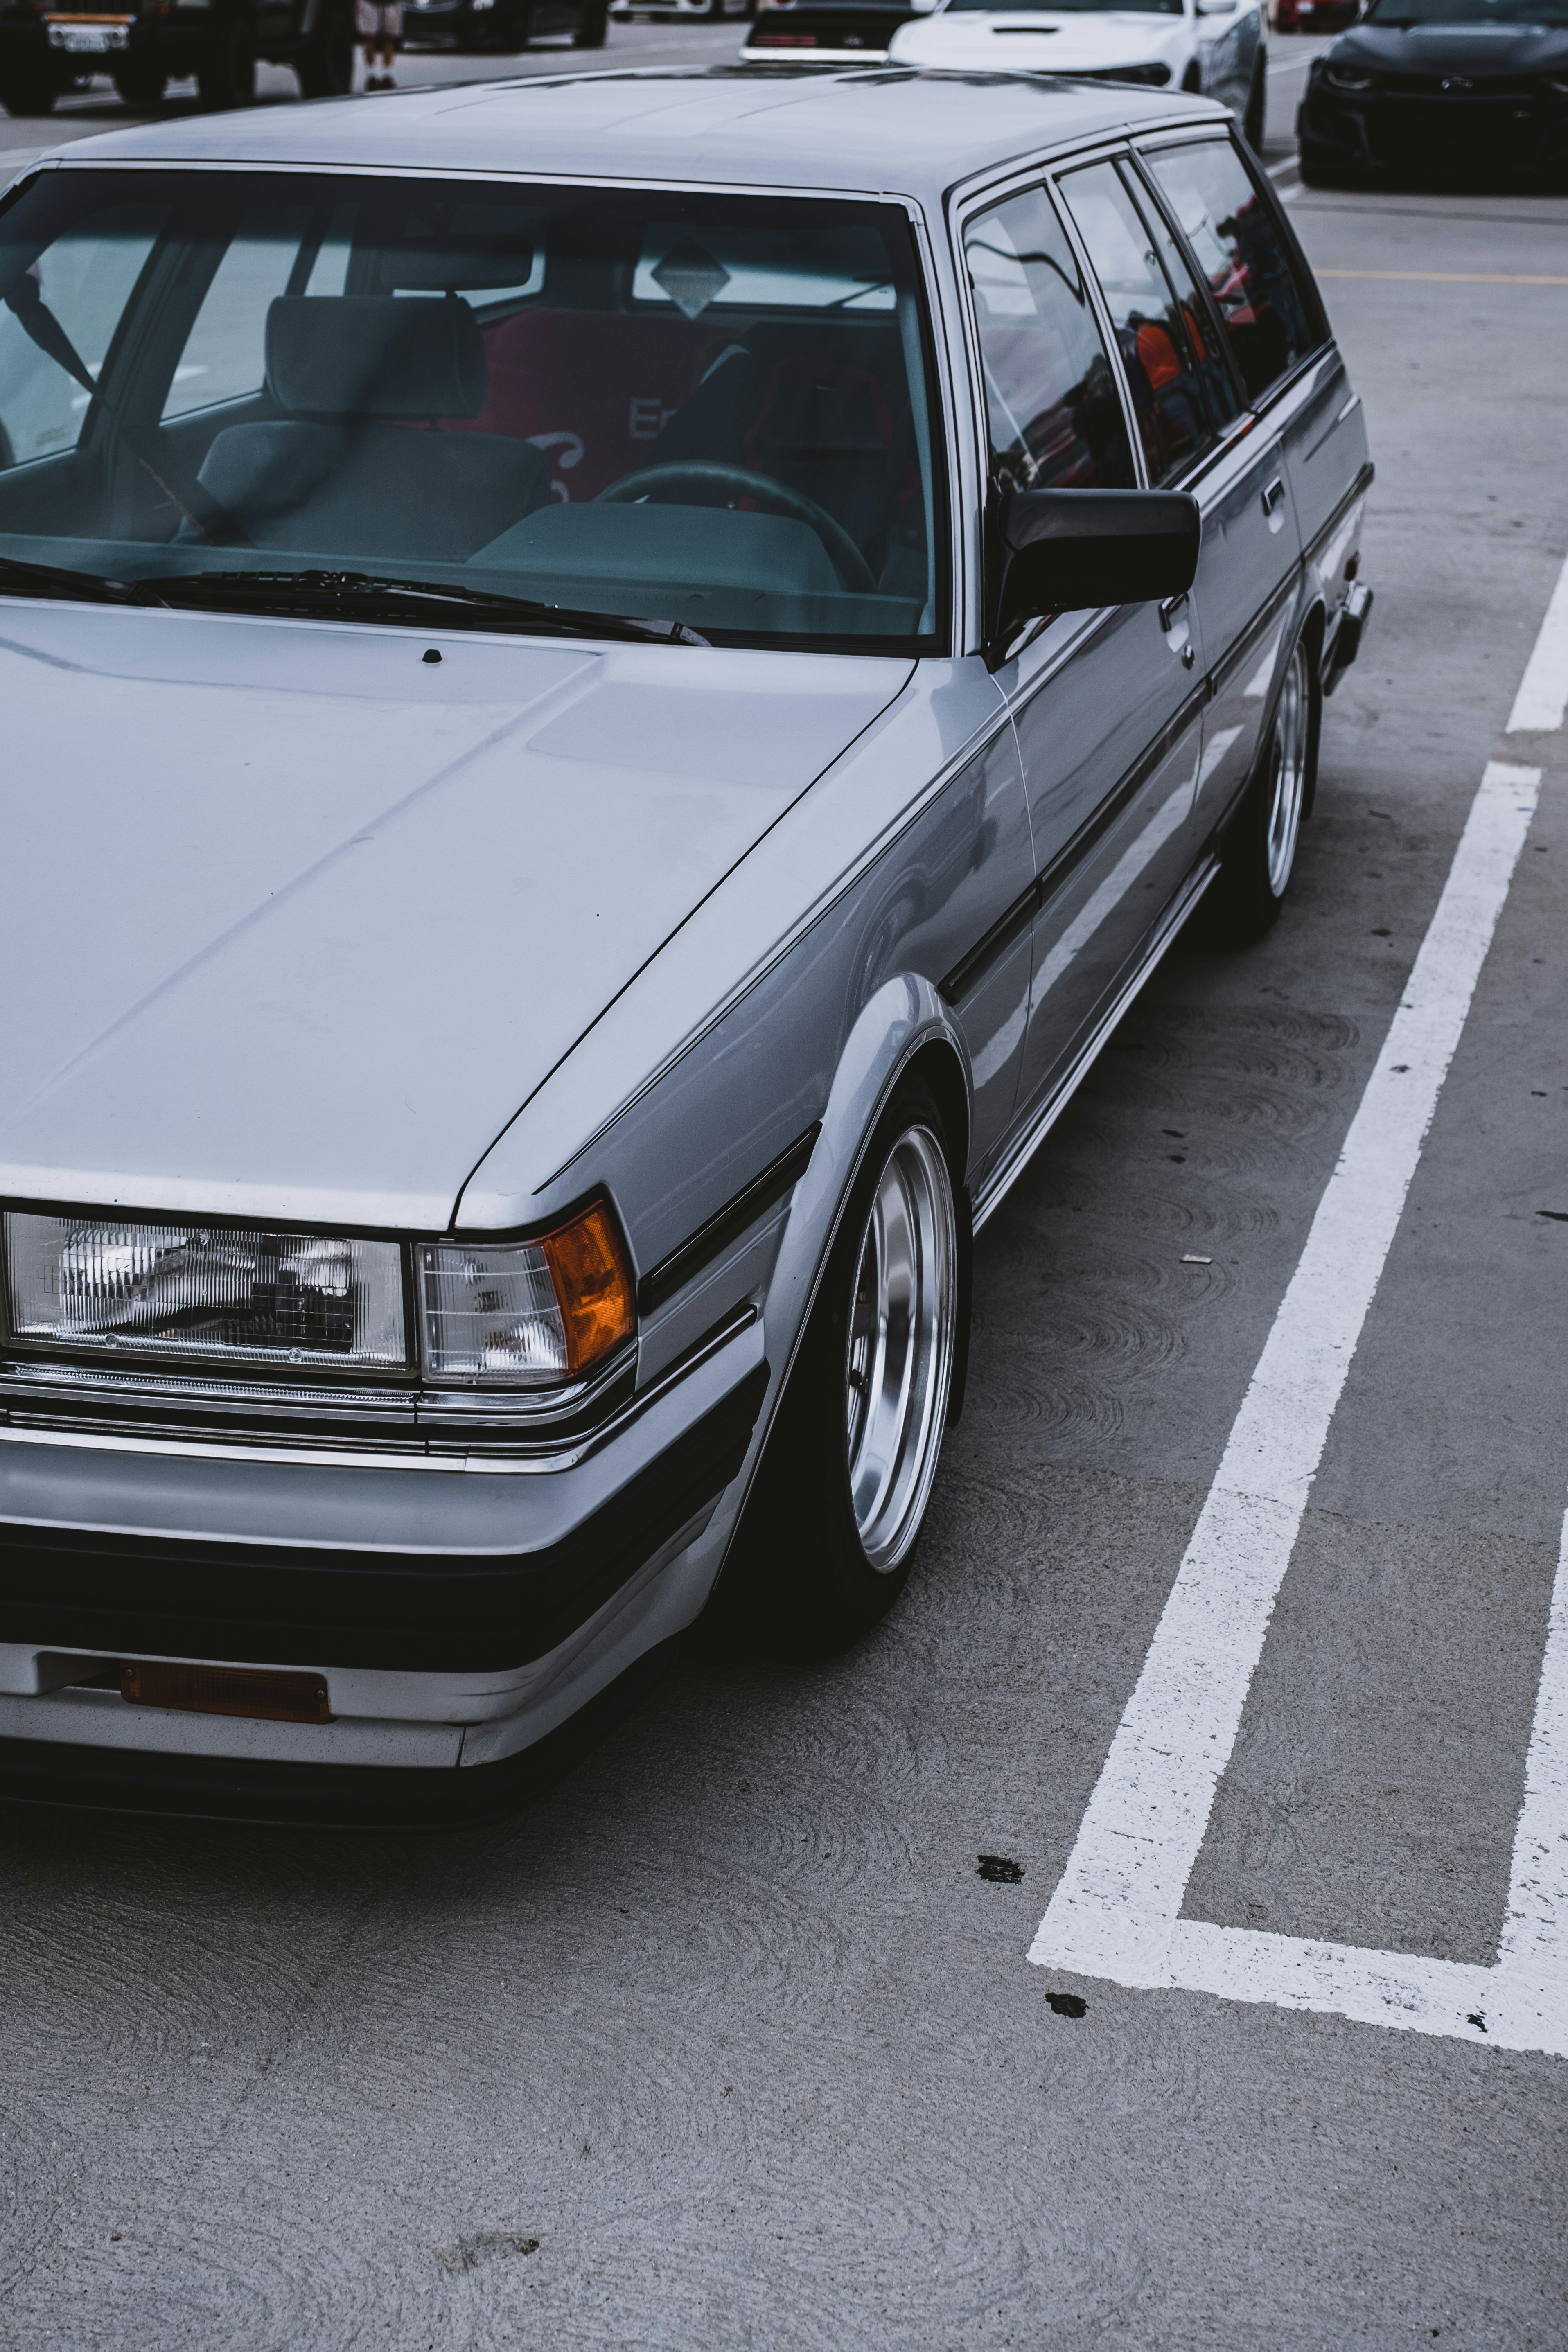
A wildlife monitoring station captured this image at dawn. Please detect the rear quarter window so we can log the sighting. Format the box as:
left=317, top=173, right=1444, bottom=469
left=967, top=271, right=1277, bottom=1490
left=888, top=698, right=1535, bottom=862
left=1142, top=138, right=1324, bottom=406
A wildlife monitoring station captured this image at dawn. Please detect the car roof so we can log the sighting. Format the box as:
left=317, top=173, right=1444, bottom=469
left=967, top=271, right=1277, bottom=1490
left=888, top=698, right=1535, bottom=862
left=36, top=64, right=1226, bottom=207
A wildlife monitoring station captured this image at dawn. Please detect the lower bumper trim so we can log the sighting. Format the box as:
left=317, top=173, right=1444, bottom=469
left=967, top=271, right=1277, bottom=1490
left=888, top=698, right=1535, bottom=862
left=0, top=1633, right=684, bottom=1825
left=0, top=1364, right=767, bottom=1675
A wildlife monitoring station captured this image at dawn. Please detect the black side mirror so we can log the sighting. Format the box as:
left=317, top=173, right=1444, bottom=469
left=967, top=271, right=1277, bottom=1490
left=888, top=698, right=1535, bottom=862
left=990, top=486, right=1201, bottom=661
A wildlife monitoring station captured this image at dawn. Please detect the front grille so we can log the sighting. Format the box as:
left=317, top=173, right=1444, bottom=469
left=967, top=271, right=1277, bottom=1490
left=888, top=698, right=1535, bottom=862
left=1377, top=71, right=1537, bottom=95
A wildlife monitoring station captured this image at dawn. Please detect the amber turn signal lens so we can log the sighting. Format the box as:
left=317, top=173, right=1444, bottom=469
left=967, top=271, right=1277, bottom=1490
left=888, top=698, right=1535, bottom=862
left=539, top=1201, right=636, bottom=1377
left=120, top=1660, right=333, bottom=1724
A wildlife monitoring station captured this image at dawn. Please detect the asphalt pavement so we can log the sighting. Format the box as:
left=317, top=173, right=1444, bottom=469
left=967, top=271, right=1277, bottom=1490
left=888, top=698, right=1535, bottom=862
left=3, top=36, right=1568, bottom=2352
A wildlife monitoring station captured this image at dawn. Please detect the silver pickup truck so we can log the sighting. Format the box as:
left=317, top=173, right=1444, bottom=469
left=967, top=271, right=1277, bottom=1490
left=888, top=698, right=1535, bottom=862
left=0, top=66, right=1371, bottom=1820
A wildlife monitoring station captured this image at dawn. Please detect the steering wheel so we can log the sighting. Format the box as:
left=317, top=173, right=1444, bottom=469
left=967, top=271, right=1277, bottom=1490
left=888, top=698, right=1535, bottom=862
left=597, top=460, right=876, bottom=596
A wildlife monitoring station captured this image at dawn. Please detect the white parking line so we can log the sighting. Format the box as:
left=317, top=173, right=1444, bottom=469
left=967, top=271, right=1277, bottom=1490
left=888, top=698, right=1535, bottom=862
left=1509, top=549, right=1568, bottom=733
left=1029, top=759, right=1564, bottom=2050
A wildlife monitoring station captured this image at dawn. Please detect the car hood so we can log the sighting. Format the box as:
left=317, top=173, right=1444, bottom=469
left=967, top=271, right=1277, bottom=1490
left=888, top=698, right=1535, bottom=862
left=1333, top=18, right=1568, bottom=70
left=891, top=9, right=1191, bottom=65
left=0, top=601, right=910, bottom=1230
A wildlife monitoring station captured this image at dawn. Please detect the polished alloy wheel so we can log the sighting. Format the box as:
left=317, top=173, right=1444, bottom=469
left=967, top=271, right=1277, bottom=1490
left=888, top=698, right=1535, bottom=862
left=843, top=1123, right=956, bottom=1574
left=1266, top=640, right=1310, bottom=898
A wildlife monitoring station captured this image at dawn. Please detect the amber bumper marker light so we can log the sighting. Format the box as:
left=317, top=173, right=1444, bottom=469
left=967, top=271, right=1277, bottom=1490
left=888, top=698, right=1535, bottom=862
left=418, top=1200, right=635, bottom=1387
left=120, top=1661, right=334, bottom=1724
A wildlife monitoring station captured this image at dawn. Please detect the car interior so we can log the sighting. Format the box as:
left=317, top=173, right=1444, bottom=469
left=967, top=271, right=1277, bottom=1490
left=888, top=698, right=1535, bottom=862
left=0, top=173, right=941, bottom=643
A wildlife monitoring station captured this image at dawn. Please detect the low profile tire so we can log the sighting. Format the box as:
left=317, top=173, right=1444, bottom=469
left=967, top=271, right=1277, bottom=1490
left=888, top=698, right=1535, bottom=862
left=1241, top=48, right=1266, bottom=151
left=1208, top=631, right=1316, bottom=946
left=196, top=18, right=256, bottom=104
left=721, top=1078, right=966, bottom=1656
left=0, top=72, right=56, bottom=113
left=296, top=5, right=353, bottom=95
left=572, top=2, right=607, bottom=42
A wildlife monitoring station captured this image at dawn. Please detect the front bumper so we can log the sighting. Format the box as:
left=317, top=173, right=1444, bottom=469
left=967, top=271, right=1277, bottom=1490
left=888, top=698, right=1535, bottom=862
left=0, top=1314, right=767, bottom=1809
left=1300, top=79, right=1568, bottom=174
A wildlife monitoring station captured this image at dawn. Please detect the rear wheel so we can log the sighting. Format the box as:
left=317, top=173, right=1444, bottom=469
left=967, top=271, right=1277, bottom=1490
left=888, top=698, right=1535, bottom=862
left=1208, top=633, right=1315, bottom=945
left=721, top=1077, right=965, bottom=1655
left=196, top=16, right=256, bottom=104
left=572, top=0, right=607, bottom=41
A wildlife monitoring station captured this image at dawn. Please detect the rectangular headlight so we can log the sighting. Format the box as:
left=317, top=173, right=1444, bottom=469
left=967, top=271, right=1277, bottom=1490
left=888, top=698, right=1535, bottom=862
left=3, top=1213, right=407, bottom=1371
left=418, top=1202, right=634, bottom=1388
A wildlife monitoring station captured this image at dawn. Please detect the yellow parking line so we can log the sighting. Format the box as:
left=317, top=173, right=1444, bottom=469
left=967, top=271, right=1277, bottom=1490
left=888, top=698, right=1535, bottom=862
left=1315, top=268, right=1568, bottom=285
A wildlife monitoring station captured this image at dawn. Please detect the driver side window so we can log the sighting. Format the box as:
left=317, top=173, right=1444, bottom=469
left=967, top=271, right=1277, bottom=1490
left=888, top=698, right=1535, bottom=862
left=963, top=183, right=1135, bottom=499
left=0, top=203, right=161, bottom=468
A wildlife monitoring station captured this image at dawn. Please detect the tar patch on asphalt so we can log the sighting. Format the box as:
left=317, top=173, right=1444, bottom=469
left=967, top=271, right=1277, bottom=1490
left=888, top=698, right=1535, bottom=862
left=977, top=1854, right=1024, bottom=1883
left=434, top=2233, right=540, bottom=2273
left=1045, top=1992, right=1087, bottom=2019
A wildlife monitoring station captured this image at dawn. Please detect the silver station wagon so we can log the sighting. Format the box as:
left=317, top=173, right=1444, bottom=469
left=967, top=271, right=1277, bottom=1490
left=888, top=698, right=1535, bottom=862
left=0, top=67, right=1372, bottom=1820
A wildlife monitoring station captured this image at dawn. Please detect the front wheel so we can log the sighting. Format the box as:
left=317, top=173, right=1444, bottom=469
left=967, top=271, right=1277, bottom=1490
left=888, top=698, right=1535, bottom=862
left=0, top=70, right=57, bottom=113
left=572, top=1, right=607, bottom=42
left=1241, top=47, right=1266, bottom=151
left=1208, top=632, right=1316, bottom=945
left=722, top=1078, right=965, bottom=1654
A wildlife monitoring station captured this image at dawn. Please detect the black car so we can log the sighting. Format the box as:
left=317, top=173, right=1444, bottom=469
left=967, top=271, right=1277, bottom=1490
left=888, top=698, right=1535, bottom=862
left=1298, top=0, right=1568, bottom=183
left=742, top=0, right=920, bottom=62
left=0, top=0, right=354, bottom=113
left=402, top=0, right=605, bottom=51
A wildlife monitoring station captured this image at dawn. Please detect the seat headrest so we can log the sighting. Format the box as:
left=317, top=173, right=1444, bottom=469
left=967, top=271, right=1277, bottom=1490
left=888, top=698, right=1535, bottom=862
left=264, top=295, right=488, bottom=422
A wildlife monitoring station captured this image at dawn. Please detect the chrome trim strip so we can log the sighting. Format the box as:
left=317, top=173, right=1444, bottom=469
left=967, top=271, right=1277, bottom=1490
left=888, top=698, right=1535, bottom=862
left=972, top=855, right=1221, bottom=1232
left=0, top=1305, right=758, bottom=1477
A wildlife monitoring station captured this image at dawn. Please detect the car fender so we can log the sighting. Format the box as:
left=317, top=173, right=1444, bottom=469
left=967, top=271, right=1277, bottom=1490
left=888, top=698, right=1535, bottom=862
left=762, top=970, right=970, bottom=1386
left=665, top=973, right=970, bottom=1617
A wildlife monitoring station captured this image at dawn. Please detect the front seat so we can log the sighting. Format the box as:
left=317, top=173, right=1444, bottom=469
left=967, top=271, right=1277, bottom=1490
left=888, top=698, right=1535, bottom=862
left=187, top=295, right=550, bottom=561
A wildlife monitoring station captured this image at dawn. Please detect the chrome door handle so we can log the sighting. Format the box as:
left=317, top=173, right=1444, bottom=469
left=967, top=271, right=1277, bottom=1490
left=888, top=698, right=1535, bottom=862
left=1262, top=476, right=1286, bottom=516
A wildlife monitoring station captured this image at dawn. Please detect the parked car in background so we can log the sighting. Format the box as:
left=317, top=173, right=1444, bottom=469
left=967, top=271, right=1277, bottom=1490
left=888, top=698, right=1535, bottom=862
left=613, top=0, right=752, bottom=25
left=0, top=0, right=354, bottom=115
left=742, top=0, right=931, bottom=58
left=889, top=0, right=1268, bottom=151
left=1299, top=0, right=1568, bottom=179
left=0, top=69, right=1369, bottom=1822
left=405, top=0, right=606, bottom=52
left=1274, top=0, right=1361, bottom=36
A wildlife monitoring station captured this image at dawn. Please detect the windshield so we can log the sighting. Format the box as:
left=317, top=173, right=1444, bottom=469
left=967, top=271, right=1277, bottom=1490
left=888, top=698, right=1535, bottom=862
left=0, top=169, right=943, bottom=649
left=945, top=0, right=1184, bottom=17
left=1364, top=0, right=1568, bottom=20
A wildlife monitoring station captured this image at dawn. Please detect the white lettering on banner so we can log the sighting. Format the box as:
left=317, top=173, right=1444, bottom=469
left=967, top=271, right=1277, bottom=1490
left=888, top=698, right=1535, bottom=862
left=628, top=397, right=674, bottom=441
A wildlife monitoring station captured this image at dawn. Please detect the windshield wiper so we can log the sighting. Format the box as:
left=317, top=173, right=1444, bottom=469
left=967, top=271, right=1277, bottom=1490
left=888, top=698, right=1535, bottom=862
left=147, top=568, right=711, bottom=647
left=0, top=551, right=168, bottom=608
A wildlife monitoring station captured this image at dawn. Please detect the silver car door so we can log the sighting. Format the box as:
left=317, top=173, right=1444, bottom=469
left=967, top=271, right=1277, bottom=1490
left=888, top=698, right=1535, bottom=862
left=963, top=177, right=1207, bottom=1127
left=1131, top=140, right=1300, bottom=843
